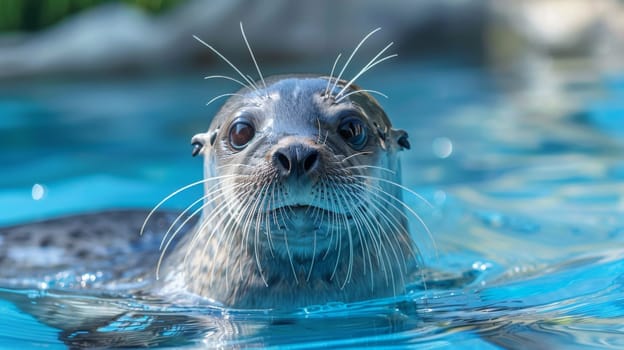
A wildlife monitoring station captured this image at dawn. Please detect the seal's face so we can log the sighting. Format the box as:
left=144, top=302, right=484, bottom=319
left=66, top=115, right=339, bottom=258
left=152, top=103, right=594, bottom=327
left=191, top=77, right=410, bottom=259
left=179, top=76, right=416, bottom=308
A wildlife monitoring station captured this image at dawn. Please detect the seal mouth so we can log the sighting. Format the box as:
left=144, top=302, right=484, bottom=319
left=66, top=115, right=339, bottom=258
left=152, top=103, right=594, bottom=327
left=269, top=203, right=354, bottom=219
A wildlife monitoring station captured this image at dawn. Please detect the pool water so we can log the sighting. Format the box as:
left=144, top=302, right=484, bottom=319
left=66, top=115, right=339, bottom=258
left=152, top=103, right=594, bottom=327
left=1, top=61, right=624, bottom=348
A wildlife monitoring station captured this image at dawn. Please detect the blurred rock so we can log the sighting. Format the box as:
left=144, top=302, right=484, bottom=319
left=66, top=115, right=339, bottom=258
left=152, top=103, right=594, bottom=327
left=487, top=0, right=624, bottom=92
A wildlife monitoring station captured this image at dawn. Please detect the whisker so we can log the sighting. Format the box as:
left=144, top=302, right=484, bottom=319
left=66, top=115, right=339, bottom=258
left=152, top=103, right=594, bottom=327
left=336, top=42, right=396, bottom=99
left=266, top=182, right=280, bottom=255
left=140, top=175, right=236, bottom=236
left=330, top=27, right=382, bottom=96
left=315, top=118, right=322, bottom=145
left=277, top=185, right=300, bottom=285
left=203, top=185, right=258, bottom=285
left=324, top=53, right=342, bottom=97
left=159, top=180, right=228, bottom=251
left=158, top=182, right=246, bottom=279
left=193, top=35, right=259, bottom=94
left=337, top=181, right=391, bottom=287
left=306, top=180, right=326, bottom=282
left=243, top=181, right=271, bottom=286
left=357, top=185, right=411, bottom=279
left=323, top=130, right=329, bottom=145
left=335, top=89, right=389, bottom=103
left=341, top=186, right=377, bottom=287
left=160, top=192, right=208, bottom=250
left=352, top=175, right=437, bottom=256
left=322, top=180, right=338, bottom=261
left=245, top=75, right=260, bottom=91
left=204, top=75, right=251, bottom=90
left=342, top=176, right=421, bottom=293
left=255, top=183, right=274, bottom=283
left=214, top=189, right=254, bottom=287
left=325, top=180, right=354, bottom=288
left=183, top=183, right=249, bottom=269
left=344, top=164, right=397, bottom=175
left=185, top=199, right=228, bottom=265
left=157, top=194, right=218, bottom=279
left=352, top=174, right=434, bottom=208
left=340, top=151, right=373, bottom=163
left=207, top=93, right=247, bottom=106
left=215, top=163, right=257, bottom=170
left=239, top=22, right=268, bottom=94
left=362, top=53, right=398, bottom=73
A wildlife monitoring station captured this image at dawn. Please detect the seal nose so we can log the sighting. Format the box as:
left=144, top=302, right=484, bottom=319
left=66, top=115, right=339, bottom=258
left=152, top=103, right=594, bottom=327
left=272, top=143, right=321, bottom=179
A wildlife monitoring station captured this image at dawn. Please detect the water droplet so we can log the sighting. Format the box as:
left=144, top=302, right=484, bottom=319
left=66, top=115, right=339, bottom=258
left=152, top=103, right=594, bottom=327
left=432, top=137, right=453, bottom=159
left=31, top=183, right=46, bottom=201
left=471, top=261, right=492, bottom=271
left=434, top=190, right=447, bottom=206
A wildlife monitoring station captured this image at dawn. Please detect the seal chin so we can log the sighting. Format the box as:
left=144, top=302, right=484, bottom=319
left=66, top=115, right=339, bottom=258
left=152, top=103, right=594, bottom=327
left=262, top=201, right=358, bottom=254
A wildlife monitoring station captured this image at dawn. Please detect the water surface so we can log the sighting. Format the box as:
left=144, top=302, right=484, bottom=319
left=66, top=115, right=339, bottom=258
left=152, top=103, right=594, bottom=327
left=1, top=62, right=623, bottom=348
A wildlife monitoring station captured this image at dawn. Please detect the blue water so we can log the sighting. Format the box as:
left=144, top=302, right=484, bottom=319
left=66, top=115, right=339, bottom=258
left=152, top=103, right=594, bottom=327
left=1, top=62, right=624, bottom=348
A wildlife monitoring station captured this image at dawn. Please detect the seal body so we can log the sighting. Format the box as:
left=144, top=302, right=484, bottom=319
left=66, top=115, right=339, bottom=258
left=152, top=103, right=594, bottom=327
left=162, top=75, right=414, bottom=309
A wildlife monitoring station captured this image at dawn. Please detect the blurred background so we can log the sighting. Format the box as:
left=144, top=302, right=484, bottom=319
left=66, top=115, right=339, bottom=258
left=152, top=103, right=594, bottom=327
left=1, top=0, right=623, bottom=81
left=1, top=0, right=623, bottom=224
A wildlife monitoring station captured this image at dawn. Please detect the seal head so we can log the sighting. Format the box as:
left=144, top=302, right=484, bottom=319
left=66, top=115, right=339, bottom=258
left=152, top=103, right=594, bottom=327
left=166, top=76, right=413, bottom=309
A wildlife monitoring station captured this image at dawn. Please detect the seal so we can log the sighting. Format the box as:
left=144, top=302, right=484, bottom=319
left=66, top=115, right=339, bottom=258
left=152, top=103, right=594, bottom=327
left=0, top=26, right=430, bottom=348
left=142, top=26, right=419, bottom=309
left=0, top=26, right=423, bottom=314
left=155, top=74, right=415, bottom=309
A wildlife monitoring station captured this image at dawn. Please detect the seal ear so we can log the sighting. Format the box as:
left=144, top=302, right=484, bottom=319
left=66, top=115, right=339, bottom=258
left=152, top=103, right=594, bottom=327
left=393, top=129, right=410, bottom=150
left=191, top=133, right=208, bottom=157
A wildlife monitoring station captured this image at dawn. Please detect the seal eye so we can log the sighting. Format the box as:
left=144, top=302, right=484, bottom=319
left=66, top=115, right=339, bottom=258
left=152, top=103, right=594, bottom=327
left=338, top=117, right=368, bottom=150
left=228, top=119, right=255, bottom=150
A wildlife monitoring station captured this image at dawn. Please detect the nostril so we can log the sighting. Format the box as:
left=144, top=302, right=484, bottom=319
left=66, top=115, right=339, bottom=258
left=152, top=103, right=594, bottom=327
left=303, top=150, right=320, bottom=173
left=275, top=152, right=291, bottom=172
left=273, top=145, right=320, bottom=178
